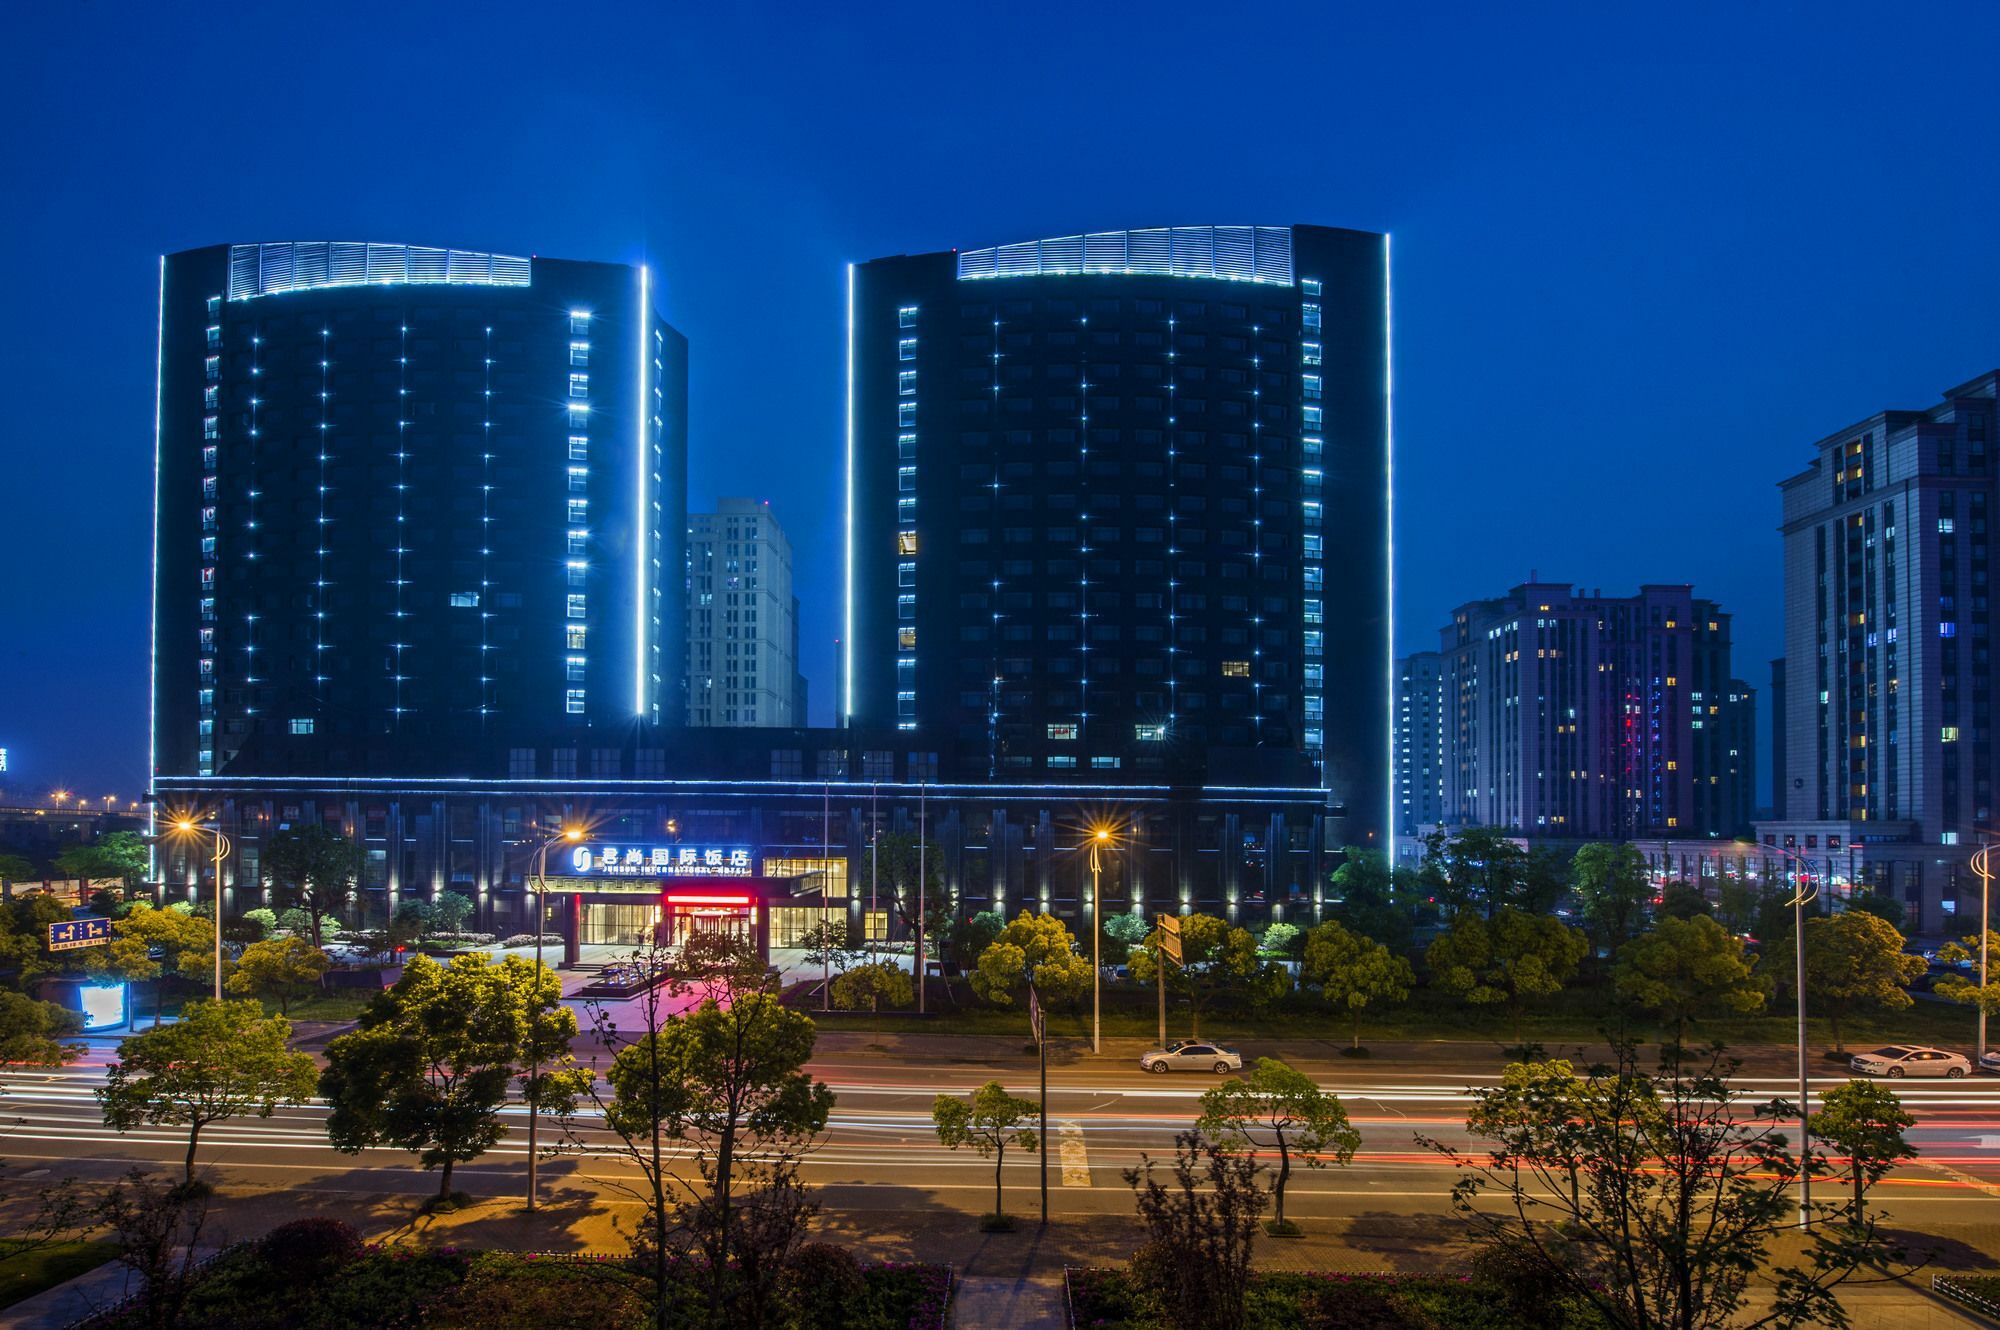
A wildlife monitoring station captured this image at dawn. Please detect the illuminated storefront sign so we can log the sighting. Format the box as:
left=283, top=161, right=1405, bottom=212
left=566, top=844, right=753, bottom=878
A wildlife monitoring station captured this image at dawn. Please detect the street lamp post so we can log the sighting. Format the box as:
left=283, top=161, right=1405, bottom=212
left=172, top=817, right=230, bottom=1001
left=1089, top=828, right=1111, bottom=1056
left=1764, top=844, right=1820, bottom=1229
left=526, top=824, right=582, bottom=1214
left=1973, top=843, right=1994, bottom=1068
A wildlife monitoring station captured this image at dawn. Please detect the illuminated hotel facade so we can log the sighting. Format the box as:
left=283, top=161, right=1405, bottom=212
left=846, top=224, right=1391, bottom=845
left=151, top=241, right=689, bottom=782
left=147, top=230, right=1385, bottom=947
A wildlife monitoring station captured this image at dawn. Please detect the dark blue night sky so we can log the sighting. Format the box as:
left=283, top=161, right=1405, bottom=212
left=3, top=1, right=1995, bottom=803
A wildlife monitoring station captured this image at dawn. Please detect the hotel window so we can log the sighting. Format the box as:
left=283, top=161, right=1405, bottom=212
left=1047, top=723, right=1079, bottom=740
left=899, top=402, right=918, bottom=427
left=1135, top=724, right=1167, bottom=741
left=570, top=312, right=591, bottom=334
left=1304, top=630, right=1324, bottom=657
left=568, top=466, right=589, bottom=492
left=569, top=341, right=590, bottom=366
left=567, top=593, right=587, bottom=619
left=1305, top=697, right=1324, bottom=720
left=898, top=498, right=916, bottom=522
left=898, top=338, right=917, bottom=361
left=567, top=656, right=587, bottom=682
left=566, top=561, right=587, bottom=587
left=568, top=499, right=589, bottom=523
left=1301, top=342, right=1322, bottom=366
left=567, top=529, right=588, bottom=554
left=898, top=305, right=918, bottom=328
left=898, top=627, right=916, bottom=650
left=569, top=373, right=589, bottom=398
left=568, top=435, right=589, bottom=460
left=898, top=562, right=916, bottom=587
left=1222, top=660, right=1250, bottom=677
left=897, top=594, right=916, bottom=620
left=289, top=718, right=314, bottom=735
left=897, top=530, right=919, bottom=555
left=898, top=370, right=917, bottom=395
left=566, top=625, right=587, bottom=650
left=898, top=466, right=917, bottom=492
left=898, top=432, right=917, bottom=459
left=566, top=689, right=586, bottom=714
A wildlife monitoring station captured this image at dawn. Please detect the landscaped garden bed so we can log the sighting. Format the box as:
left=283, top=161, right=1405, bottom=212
left=76, top=1221, right=950, bottom=1330
left=1065, top=1267, right=1597, bottom=1330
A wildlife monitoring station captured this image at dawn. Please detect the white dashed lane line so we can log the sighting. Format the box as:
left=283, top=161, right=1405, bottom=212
left=1059, top=1122, right=1091, bottom=1186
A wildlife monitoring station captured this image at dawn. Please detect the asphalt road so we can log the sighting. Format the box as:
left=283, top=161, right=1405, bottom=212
left=8, top=1048, right=1999, bottom=1236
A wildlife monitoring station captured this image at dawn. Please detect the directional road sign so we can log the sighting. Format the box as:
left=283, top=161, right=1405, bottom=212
left=48, top=918, right=113, bottom=952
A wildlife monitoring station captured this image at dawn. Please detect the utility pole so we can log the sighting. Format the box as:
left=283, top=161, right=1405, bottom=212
left=916, top=783, right=927, bottom=1015
left=1975, top=843, right=1993, bottom=1068
left=1030, top=983, right=1047, bottom=1226
left=1155, top=913, right=1182, bottom=1048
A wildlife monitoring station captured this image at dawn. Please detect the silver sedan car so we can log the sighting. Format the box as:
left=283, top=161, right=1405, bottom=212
left=1849, top=1044, right=1971, bottom=1078
left=1140, top=1042, right=1243, bottom=1075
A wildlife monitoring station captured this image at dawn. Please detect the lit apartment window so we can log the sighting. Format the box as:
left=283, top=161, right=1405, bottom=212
left=897, top=594, right=915, bottom=621
left=569, top=341, right=590, bottom=366
left=898, top=627, right=916, bottom=650
left=570, top=311, right=591, bottom=334
left=898, top=338, right=917, bottom=361
left=204, top=416, right=219, bottom=440
left=1303, top=664, right=1323, bottom=687
left=568, top=436, right=589, bottom=460
left=567, top=625, right=587, bottom=650
left=1301, top=303, right=1321, bottom=331
left=898, top=305, right=918, bottom=328
left=568, top=499, right=589, bottom=523
left=1301, top=342, right=1322, bottom=366
left=897, top=531, right=919, bottom=555
left=202, top=446, right=217, bottom=469
left=1302, top=405, right=1323, bottom=429
left=566, top=560, right=588, bottom=587
left=569, top=373, right=589, bottom=398
left=1222, top=660, right=1250, bottom=677
left=898, top=562, right=916, bottom=587
left=898, top=402, right=917, bottom=427
left=1091, top=756, right=1121, bottom=768
left=289, top=718, right=314, bottom=735
left=1047, top=723, right=1079, bottom=740
left=206, top=296, right=221, bottom=317
left=898, top=371, right=917, bottom=395
left=898, top=466, right=917, bottom=492
left=1940, top=517, right=1955, bottom=533
left=1301, top=279, right=1322, bottom=297
left=1303, top=598, right=1323, bottom=624
left=568, top=466, right=589, bottom=492
left=567, top=593, right=587, bottom=618
left=205, top=356, right=220, bottom=381
left=204, top=386, right=218, bottom=409
left=567, top=529, right=588, bottom=554
left=1049, top=755, right=1077, bottom=768
left=567, top=656, right=587, bottom=682
left=1944, top=726, right=1961, bottom=742
left=449, top=592, right=479, bottom=608
left=206, top=325, right=221, bottom=350
left=1135, top=724, right=1166, bottom=741
left=566, top=689, right=586, bottom=714
left=898, top=498, right=916, bottom=523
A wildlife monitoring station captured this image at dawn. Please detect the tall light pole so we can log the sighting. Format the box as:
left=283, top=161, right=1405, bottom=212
left=172, top=816, right=229, bottom=1001
left=1973, top=842, right=1993, bottom=1068
left=1764, top=843, right=1820, bottom=1228
left=1089, top=827, right=1111, bottom=1055
left=526, top=823, right=582, bottom=1214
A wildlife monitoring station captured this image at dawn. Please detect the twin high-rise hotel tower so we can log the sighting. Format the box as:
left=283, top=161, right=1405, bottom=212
left=152, top=227, right=1389, bottom=950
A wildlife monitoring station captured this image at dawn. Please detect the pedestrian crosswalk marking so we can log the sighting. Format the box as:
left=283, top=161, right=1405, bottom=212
left=1059, top=1122, right=1090, bottom=1186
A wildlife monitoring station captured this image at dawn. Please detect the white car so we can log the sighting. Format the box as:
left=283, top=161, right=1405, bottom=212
left=1979, top=1050, right=2000, bottom=1076
left=1140, top=1042, right=1243, bottom=1075
left=1849, top=1044, right=1971, bottom=1078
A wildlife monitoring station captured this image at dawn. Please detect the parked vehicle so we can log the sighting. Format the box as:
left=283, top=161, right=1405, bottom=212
left=1980, top=1049, right=2000, bottom=1075
left=1849, top=1044, right=1971, bottom=1078
left=1139, top=1041, right=1243, bottom=1075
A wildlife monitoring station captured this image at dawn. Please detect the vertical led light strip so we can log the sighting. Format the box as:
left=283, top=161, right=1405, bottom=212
left=635, top=265, right=650, bottom=717
left=148, top=256, right=165, bottom=797
left=1382, top=233, right=1396, bottom=843
left=843, top=263, right=855, bottom=724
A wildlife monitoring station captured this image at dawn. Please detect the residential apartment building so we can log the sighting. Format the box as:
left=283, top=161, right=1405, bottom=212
left=1394, top=651, right=1445, bottom=836
left=687, top=498, right=805, bottom=726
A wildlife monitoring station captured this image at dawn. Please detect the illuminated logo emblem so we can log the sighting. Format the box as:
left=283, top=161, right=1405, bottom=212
left=571, top=846, right=593, bottom=873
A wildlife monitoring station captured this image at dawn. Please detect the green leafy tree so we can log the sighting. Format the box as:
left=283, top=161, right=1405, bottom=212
left=393, top=897, right=436, bottom=942
left=262, top=825, right=362, bottom=949
left=646, top=993, right=834, bottom=1288
left=1518, top=848, right=1571, bottom=916
left=1843, top=891, right=1905, bottom=932
left=239, top=907, right=278, bottom=940
left=970, top=910, right=1092, bottom=1008
left=1801, top=912, right=1925, bottom=1053
left=55, top=832, right=149, bottom=899
left=98, top=998, right=316, bottom=1183
left=1570, top=843, right=1652, bottom=956
left=1101, top=911, right=1152, bottom=966
left=0, top=895, right=75, bottom=987
left=1934, top=931, right=2000, bottom=1017
left=1258, top=922, right=1302, bottom=959
left=225, top=936, right=331, bottom=1016
left=1196, top=1057, right=1359, bottom=1232
left=320, top=954, right=589, bottom=1200
left=1658, top=883, right=1713, bottom=921
left=430, top=891, right=476, bottom=936
left=1130, top=913, right=1283, bottom=1037
left=1613, top=915, right=1767, bottom=1047
left=1426, top=906, right=1587, bottom=1043
left=672, top=931, right=772, bottom=1005
left=1300, top=919, right=1414, bottom=1050
left=1715, top=875, right=1763, bottom=937
left=88, top=903, right=214, bottom=1026
left=931, top=1080, right=1039, bottom=1225
left=1327, top=847, right=1415, bottom=951
left=0, top=990, right=83, bottom=1070
left=945, top=909, right=1005, bottom=975
left=1423, top=1040, right=1906, bottom=1330
left=831, top=960, right=913, bottom=1012
left=1811, top=1080, right=1916, bottom=1223
left=1428, top=827, right=1529, bottom=919
left=0, top=853, right=35, bottom=886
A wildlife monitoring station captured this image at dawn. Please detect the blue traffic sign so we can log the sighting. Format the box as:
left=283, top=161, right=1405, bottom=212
left=48, top=917, right=113, bottom=952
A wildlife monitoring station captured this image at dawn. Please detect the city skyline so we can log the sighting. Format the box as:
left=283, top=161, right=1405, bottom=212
left=7, top=4, right=2000, bottom=802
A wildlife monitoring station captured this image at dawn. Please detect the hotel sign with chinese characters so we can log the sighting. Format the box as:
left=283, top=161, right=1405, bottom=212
left=566, top=845, right=754, bottom=878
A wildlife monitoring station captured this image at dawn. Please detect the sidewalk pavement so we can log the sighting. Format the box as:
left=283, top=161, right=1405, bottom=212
left=952, top=1274, right=1064, bottom=1329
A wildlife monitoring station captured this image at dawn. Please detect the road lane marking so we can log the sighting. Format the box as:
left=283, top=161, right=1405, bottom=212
left=1059, top=1122, right=1090, bottom=1186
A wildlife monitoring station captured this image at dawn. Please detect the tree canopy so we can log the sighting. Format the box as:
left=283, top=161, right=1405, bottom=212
left=1129, top=912, right=1287, bottom=1036
left=225, top=936, right=330, bottom=1015
left=932, top=1080, right=1038, bottom=1224
left=1569, top=843, right=1652, bottom=955
left=1613, top=915, right=1767, bottom=1046
left=262, top=825, right=362, bottom=949
left=98, top=998, right=316, bottom=1182
left=1197, top=1057, right=1358, bottom=1232
left=1810, top=1079, right=1916, bottom=1223
left=1800, top=912, right=1926, bottom=1053
left=1425, top=906, right=1587, bottom=1041
left=1300, top=919, right=1413, bottom=1050
left=970, top=910, right=1092, bottom=1008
